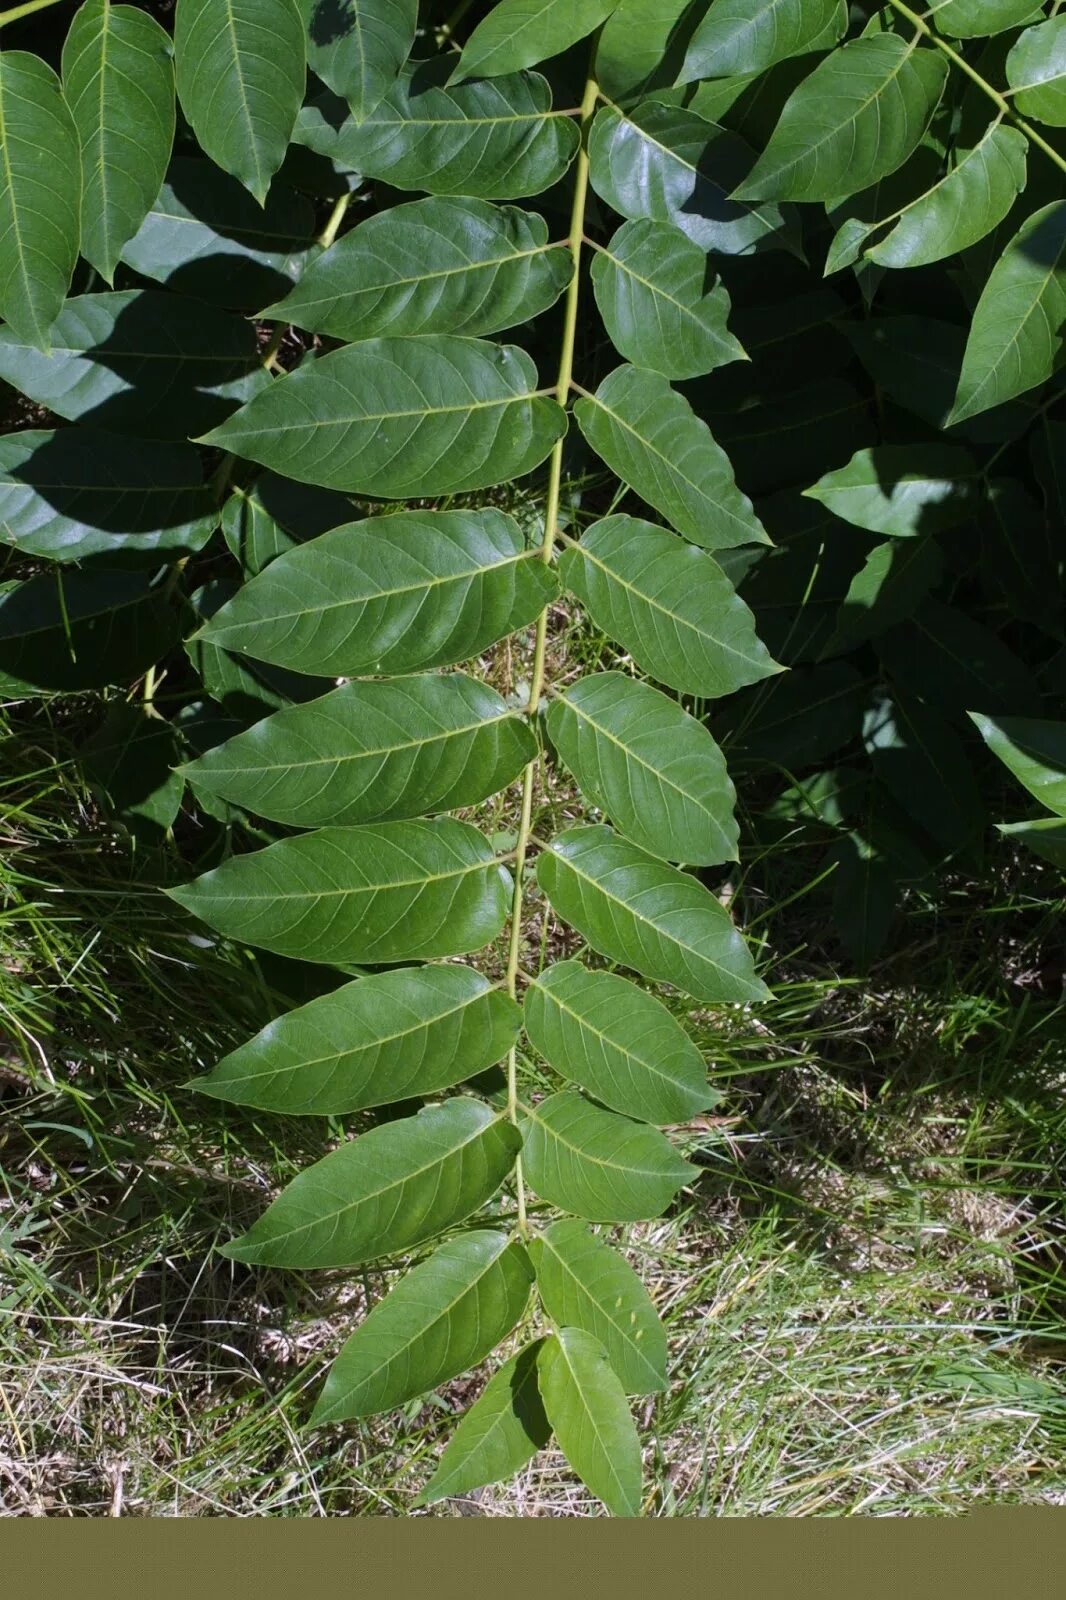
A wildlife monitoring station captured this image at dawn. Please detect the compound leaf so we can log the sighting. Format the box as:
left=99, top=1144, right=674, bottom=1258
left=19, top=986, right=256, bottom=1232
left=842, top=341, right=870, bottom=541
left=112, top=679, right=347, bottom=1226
left=452, top=0, right=619, bottom=84
left=520, top=1090, right=694, bottom=1222
left=300, top=0, right=416, bottom=119
left=537, top=1329, right=642, bottom=1517
left=679, top=0, right=847, bottom=82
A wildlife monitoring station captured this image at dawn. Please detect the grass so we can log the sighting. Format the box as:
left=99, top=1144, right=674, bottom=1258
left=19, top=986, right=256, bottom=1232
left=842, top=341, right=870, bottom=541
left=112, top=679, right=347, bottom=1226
left=2, top=663, right=1065, bottom=1516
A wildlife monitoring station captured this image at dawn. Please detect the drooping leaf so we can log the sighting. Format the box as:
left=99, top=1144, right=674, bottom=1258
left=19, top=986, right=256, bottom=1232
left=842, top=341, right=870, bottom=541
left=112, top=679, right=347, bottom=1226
left=575, top=367, right=768, bottom=551
left=82, top=700, right=183, bottom=843
left=589, top=220, right=746, bottom=381
left=1005, top=19, right=1066, bottom=126
left=199, top=336, right=566, bottom=496
left=537, top=824, right=770, bottom=1003
left=169, top=818, right=512, bottom=965
left=121, top=159, right=317, bottom=310
left=300, top=0, right=416, bottom=119
left=930, top=0, right=1042, bottom=36
left=418, top=1341, right=551, bottom=1506
left=190, top=964, right=522, bottom=1114
left=559, top=517, right=780, bottom=698
left=0, top=570, right=178, bottom=694
left=312, top=1231, right=533, bottom=1423
left=314, top=59, right=580, bottom=199
left=181, top=673, right=536, bottom=827
left=520, top=1090, right=694, bottom=1222
left=0, top=291, right=268, bottom=440
left=876, top=602, right=1040, bottom=720
left=803, top=444, right=980, bottom=538
left=222, top=1098, right=520, bottom=1267
left=452, top=0, right=619, bottom=84
left=950, top=202, right=1066, bottom=423
left=546, top=672, right=738, bottom=865
left=863, top=695, right=984, bottom=852
left=736, top=36, right=948, bottom=203
left=0, top=428, right=216, bottom=564
left=0, top=52, right=81, bottom=350
left=61, top=1, right=174, bottom=284
left=970, top=713, right=1066, bottom=820
left=537, top=1329, right=642, bottom=1517
left=220, top=472, right=352, bottom=576
left=679, top=0, right=847, bottom=82
left=524, top=960, right=713, bottom=1125
left=997, top=817, right=1066, bottom=867
left=588, top=99, right=797, bottom=256
left=174, top=0, right=306, bottom=204
left=530, top=1221, right=667, bottom=1393
left=260, top=196, right=571, bottom=341
left=197, top=510, right=559, bottom=676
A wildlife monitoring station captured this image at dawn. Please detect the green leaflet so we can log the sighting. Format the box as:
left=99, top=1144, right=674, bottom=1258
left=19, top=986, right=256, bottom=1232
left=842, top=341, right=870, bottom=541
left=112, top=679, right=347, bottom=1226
left=0, top=569, right=178, bottom=695
left=121, top=159, right=317, bottom=310
left=589, top=220, right=746, bottom=381
left=537, top=1329, right=642, bottom=1517
left=222, top=1098, right=521, bottom=1267
left=1006, top=20, right=1066, bottom=129
left=594, top=0, right=694, bottom=99
left=737, top=36, right=948, bottom=203
left=929, top=0, right=1042, bottom=36
left=825, top=536, right=944, bottom=654
left=197, top=509, right=559, bottom=677
left=418, top=1341, right=551, bottom=1505
left=530, top=1220, right=667, bottom=1393
left=313, top=60, right=580, bottom=199
left=520, top=1091, right=694, bottom=1222
left=803, top=444, right=981, bottom=538
left=190, top=965, right=522, bottom=1115
left=559, top=516, right=780, bottom=698
left=0, top=290, right=268, bottom=441
left=181, top=673, right=536, bottom=827
left=184, top=579, right=327, bottom=721
left=261, top=197, right=571, bottom=341
left=524, top=961, right=713, bottom=1125
left=0, top=428, right=216, bottom=564
left=536, top=824, right=770, bottom=1004
left=0, top=52, right=80, bottom=351
left=311, top=1231, right=532, bottom=1423
left=174, top=0, right=306, bottom=204
left=575, top=367, right=768, bottom=551
left=876, top=601, right=1039, bottom=720
left=299, top=0, right=416, bottom=119
left=61, top=1, right=174, bottom=285
left=199, top=336, right=566, bottom=497
left=168, top=818, right=512, bottom=965
left=970, top=714, right=1066, bottom=820
left=719, top=659, right=866, bottom=766
left=997, top=817, right=1066, bottom=867
left=220, top=473, right=352, bottom=577
left=546, top=672, right=739, bottom=865
left=679, top=0, right=847, bottom=82
left=950, top=203, right=1066, bottom=424
left=861, top=125, right=1028, bottom=270
left=864, top=695, right=983, bottom=852
left=588, top=100, right=797, bottom=256
left=452, top=0, right=620, bottom=84
left=83, top=701, right=183, bottom=844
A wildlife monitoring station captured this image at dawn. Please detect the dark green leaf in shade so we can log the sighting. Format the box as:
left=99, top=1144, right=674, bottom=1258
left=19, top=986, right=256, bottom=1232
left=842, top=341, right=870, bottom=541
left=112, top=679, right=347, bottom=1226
left=82, top=701, right=183, bottom=843
left=970, top=713, right=1066, bottom=820
left=530, top=1220, right=667, bottom=1393
left=537, top=1328, right=642, bottom=1516
left=62, top=1, right=174, bottom=285
left=0, top=291, right=268, bottom=440
left=189, top=965, right=522, bottom=1114
left=174, top=0, right=306, bottom=204
left=537, top=824, right=770, bottom=1004
left=0, top=428, right=216, bottom=564
left=803, top=444, right=980, bottom=537
left=574, top=367, right=768, bottom=551
left=300, top=0, right=416, bottom=119
left=121, top=159, right=317, bottom=310
left=220, top=472, right=353, bottom=576
left=452, top=0, right=620, bottom=85
left=221, top=1098, right=520, bottom=1267
left=825, top=536, right=944, bottom=654
left=996, top=817, right=1066, bottom=867
left=718, top=660, right=866, bottom=767
left=311, top=1231, right=532, bottom=1423
left=559, top=517, right=780, bottom=698
left=0, top=570, right=178, bottom=694
left=546, top=672, right=738, bottom=865
left=588, top=100, right=798, bottom=256
left=167, top=817, right=512, bottom=965
left=876, top=602, right=1040, bottom=720
left=520, top=1090, right=694, bottom=1222
left=198, top=509, right=558, bottom=677
left=864, top=695, right=984, bottom=851
left=524, top=961, right=713, bottom=1125
left=261, top=197, right=571, bottom=341
left=181, top=673, right=536, bottom=827
left=185, top=579, right=328, bottom=720
left=417, top=1341, right=550, bottom=1506
left=594, top=0, right=695, bottom=99
left=199, top=336, right=566, bottom=497
left=679, top=0, right=847, bottom=82
left=590, top=220, right=746, bottom=381
left=736, top=36, right=948, bottom=203
left=0, top=52, right=81, bottom=350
